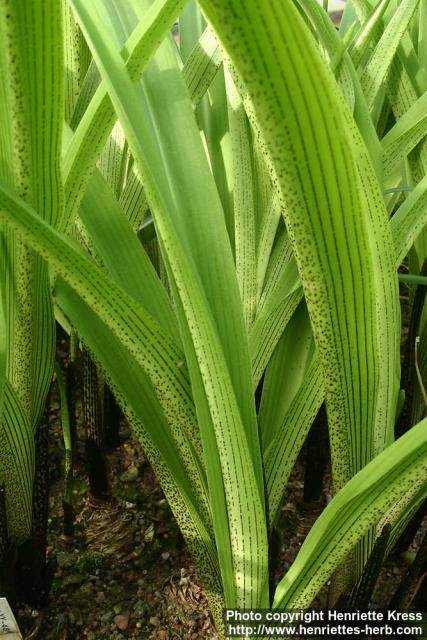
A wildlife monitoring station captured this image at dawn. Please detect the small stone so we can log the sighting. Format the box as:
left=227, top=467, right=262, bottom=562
left=63, top=574, right=82, bottom=587
left=144, top=524, right=154, bottom=542
left=114, top=614, right=129, bottom=631
left=149, top=616, right=160, bottom=626
left=161, top=551, right=170, bottom=561
left=119, top=424, right=131, bottom=439
left=119, top=465, right=139, bottom=482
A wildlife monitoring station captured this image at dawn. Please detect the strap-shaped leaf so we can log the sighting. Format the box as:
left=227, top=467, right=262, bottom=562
left=360, top=0, right=419, bottom=111
left=98, top=121, right=128, bottom=199
left=182, top=27, right=222, bottom=107
left=295, top=0, right=355, bottom=110
left=273, top=417, right=427, bottom=609
left=0, top=381, right=34, bottom=540
left=255, top=195, right=281, bottom=303
left=115, top=28, right=223, bottom=233
left=382, top=90, right=427, bottom=183
left=398, top=31, right=427, bottom=98
left=70, top=0, right=269, bottom=608
left=420, top=0, right=427, bottom=77
left=63, top=1, right=91, bottom=124
left=385, top=483, right=427, bottom=552
left=54, top=279, right=225, bottom=625
left=0, top=180, right=204, bottom=490
left=0, top=0, right=63, bottom=433
left=225, top=68, right=257, bottom=329
left=118, top=165, right=150, bottom=231
left=199, top=0, right=400, bottom=500
left=263, top=195, right=420, bottom=526
left=70, top=60, right=101, bottom=130
left=79, top=167, right=181, bottom=345
left=64, top=0, right=186, bottom=228
left=0, top=287, right=6, bottom=418
left=92, top=0, right=263, bottom=604
left=392, top=173, right=427, bottom=264
left=55, top=278, right=212, bottom=536
left=250, top=254, right=302, bottom=388
left=295, top=0, right=383, bottom=177
left=349, top=0, right=391, bottom=68
left=266, top=354, right=323, bottom=527
left=259, top=302, right=315, bottom=451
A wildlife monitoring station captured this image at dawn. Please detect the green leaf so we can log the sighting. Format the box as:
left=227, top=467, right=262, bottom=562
left=0, top=179, right=205, bottom=499
left=0, top=0, right=63, bottom=432
left=296, top=0, right=355, bottom=111
left=382, top=90, right=427, bottom=183
left=273, top=418, right=427, bottom=609
left=349, top=0, right=391, bottom=69
left=179, top=0, right=206, bottom=62
left=79, top=166, right=181, bottom=344
left=259, top=301, right=315, bottom=451
left=64, top=0, right=186, bottom=229
left=225, top=68, right=257, bottom=329
left=0, top=278, right=6, bottom=418
left=250, top=248, right=302, bottom=388
left=54, top=278, right=225, bottom=624
left=118, top=165, right=150, bottom=232
left=360, top=0, right=419, bottom=111
left=63, top=1, right=92, bottom=124
left=182, top=27, right=222, bottom=108
left=398, top=273, right=427, bottom=285
left=265, top=354, right=324, bottom=526
left=199, top=0, right=400, bottom=497
left=392, top=173, right=427, bottom=264
left=70, top=0, right=269, bottom=607
left=420, top=0, right=427, bottom=76
left=0, top=381, right=34, bottom=540
left=98, top=120, right=128, bottom=199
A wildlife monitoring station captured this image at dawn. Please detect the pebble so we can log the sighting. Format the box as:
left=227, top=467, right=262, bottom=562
left=114, top=614, right=129, bottom=631
left=119, top=465, right=139, bottom=482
